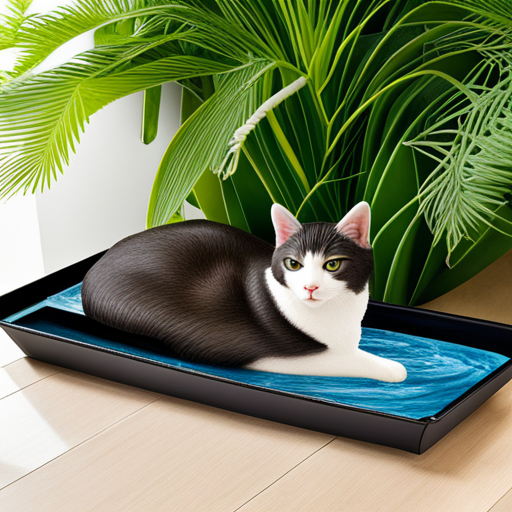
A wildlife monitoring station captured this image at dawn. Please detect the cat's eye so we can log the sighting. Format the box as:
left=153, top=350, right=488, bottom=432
left=324, top=259, right=344, bottom=272
left=284, top=258, right=302, bottom=271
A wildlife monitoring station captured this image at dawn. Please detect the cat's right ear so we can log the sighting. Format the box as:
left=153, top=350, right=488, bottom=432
left=271, top=204, right=302, bottom=247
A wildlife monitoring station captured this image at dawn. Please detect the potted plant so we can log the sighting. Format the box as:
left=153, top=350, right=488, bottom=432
left=1, top=0, right=511, bottom=306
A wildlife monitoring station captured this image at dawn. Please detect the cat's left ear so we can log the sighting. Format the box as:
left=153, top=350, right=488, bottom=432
left=271, top=204, right=302, bottom=247
left=336, top=201, right=371, bottom=248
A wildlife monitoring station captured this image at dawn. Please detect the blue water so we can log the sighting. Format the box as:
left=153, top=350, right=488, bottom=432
left=6, top=283, right=509, bottom=420
left=3, top=283, right=85, bottom=323
left=47, top=283, right=85, bottom=314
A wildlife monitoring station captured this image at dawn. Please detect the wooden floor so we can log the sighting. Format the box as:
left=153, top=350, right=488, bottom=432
left=1, top=249, right=512, bottom=511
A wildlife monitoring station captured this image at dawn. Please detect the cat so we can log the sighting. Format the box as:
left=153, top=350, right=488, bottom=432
left=82, top=201, right=407, bottom=382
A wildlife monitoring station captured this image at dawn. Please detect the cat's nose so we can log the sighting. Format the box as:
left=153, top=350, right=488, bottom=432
left=304, top=285, right=319, bottom=292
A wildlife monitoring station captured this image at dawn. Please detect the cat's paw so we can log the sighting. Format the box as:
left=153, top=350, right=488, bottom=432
left=384, top=360, right=407, bottom=383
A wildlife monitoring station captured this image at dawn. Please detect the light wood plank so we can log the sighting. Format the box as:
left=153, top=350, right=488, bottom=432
left=0, top=371, right=158, bottom=489
left=0, top=330, right=25, bottom=367
left=0, top=358, right=59, bottom=400
left=0, top=396, right=333, bottom=512
left=239, top=380, right=512, bottom=512
left=489, top=487, right=512, bottom=512
left=421, top=249, right=512, bottom=325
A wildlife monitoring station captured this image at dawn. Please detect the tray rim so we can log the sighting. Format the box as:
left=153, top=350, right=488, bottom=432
left=2, top=303, right=512, bottom=426
left=0, top=315, right=431, bottom=424
left=2, top=250, right=512, bottom=453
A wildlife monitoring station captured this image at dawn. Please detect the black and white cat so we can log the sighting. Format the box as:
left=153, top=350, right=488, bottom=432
left=82, top=202, right=407, bottom=382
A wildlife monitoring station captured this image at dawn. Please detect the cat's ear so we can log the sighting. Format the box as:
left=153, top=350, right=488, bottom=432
left=336, top=201, right=371, bottom=248
left=271, top=204, right=302, bottom=247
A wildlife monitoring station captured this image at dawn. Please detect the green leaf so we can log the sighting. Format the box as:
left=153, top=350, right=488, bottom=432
left=220, top=175, right=250, bottom=232
left=0, top=46, right=238, bottom=197
left=450, top=0, right=512, bottom=25
left=141, top=85, right=161, bottom=144
left=360, top=77, right=440, bottom=209
left=190, top=165, right=229, bottom=225
left=146, top=59, right=274, bottom=228
left=227, top=151, right=274, bottom=241
left=14, top=0, right=188, bottom=73
left=363, top=23, right=467, bottom=100
left=370, top=178, right=419, bottom=300
left=382, top=211, right=435, bottom=304
left=406, top=59, right=512, bottom=263
left=180, top=84, right=205, bottom=211
left=309, top=1, right=349, bottom=90
left=180, top=83, right=203, bottom=124
left=365, top=79, right=447, bottom=300
left=0, top=0, right=33, bottom=52
left=414, top=203, right=512, bottom=304
left=167, top=211, right=184, bottom=224
left=266, top=110, right=310, bottom=193
left=408, top=235, right=448, bottom=306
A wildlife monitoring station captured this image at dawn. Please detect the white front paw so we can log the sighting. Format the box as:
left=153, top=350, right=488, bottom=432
left=384, top=360, right=407, bottom=383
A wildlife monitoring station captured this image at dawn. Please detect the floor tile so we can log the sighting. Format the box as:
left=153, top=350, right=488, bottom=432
left=0, top=395, right=332, bottom=511
left=0, top=370, right=158, bottom=489
left=240, top=380, right=512, bottom=512
left=0, top=358, right=59, bottom=400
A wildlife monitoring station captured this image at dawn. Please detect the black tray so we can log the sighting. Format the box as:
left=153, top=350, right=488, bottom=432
left=1, top=252, right=511, bottom=454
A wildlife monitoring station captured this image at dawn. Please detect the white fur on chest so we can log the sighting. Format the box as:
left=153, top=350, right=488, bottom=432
left=252, top=202, right=407, bottom=382
left=264, top=267, right=368, bottom=352
left=247, top=268, right=407, bottom=382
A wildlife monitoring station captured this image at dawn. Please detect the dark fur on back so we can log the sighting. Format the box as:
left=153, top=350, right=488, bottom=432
left=271, top=223, right=374, bottom=294
left=82, top=220, right=326, bottom=367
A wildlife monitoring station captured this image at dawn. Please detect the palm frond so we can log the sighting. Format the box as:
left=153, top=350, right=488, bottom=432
left=450, top=0, right=512, bottom=26
left=405, top=54, right=512, bottom=264
left=14, top=0, right=186, bottom=73
left=0, top=0, right=33, bottom=50
left=0, top=42, right=238, bottom=197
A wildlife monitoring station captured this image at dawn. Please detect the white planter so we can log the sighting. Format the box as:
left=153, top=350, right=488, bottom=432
left=0, top=195, right=45, bottom=296
left=36, top=82, right=183, bottom=273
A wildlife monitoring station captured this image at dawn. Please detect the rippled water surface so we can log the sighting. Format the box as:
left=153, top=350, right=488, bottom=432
left=8, top=283, right=510, bottom=420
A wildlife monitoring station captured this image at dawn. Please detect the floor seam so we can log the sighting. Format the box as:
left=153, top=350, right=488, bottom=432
left=0, top=355, right=26, bottom=369
left=233, top=436, right=337, bottom=511
left=0, top=370, right=61, bottom=402
left=487, top=486, right=512, bottom=512
left=2, top=356, right=30, bottom=370
left=0, top=394, right=164, bottom=493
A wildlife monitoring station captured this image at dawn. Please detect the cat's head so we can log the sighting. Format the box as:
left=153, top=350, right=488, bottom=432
left=270, top=202, right=374, bottom=307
